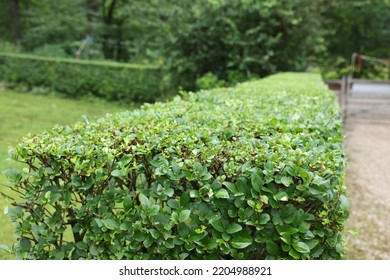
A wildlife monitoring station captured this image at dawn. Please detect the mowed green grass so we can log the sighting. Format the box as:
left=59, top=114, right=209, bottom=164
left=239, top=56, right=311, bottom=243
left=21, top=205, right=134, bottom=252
left=0, top=88, right=135, bottom=259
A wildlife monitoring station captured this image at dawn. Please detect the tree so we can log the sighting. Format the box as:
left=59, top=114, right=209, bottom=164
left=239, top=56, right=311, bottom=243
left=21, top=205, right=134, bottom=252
left=101, top=0, right=118, bottom=60
left=8, top=0, right=21, bottom=45
left=86, top=0, right=99, bottom=35
left=161, top=0, right=325, bottom=89
left=9, top=0, right=86, bottom=57
left=320, top=0, right=390, bottom=78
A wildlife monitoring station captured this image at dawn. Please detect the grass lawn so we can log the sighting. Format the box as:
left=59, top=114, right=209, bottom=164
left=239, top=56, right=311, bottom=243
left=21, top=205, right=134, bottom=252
left=0, top=88, right=136, bottom=259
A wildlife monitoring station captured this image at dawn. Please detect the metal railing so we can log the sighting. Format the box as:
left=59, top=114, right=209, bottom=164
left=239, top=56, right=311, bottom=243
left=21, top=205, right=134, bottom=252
left=326, top=74, right=390, bottom=122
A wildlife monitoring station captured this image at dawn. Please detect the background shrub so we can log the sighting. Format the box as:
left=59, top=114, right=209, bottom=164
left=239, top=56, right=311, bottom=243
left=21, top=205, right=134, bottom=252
left=195, top=72, right=226, bottom=90
left=2, top=73, right=348, bottom=260
left=0, top=52, right=172, bottom=103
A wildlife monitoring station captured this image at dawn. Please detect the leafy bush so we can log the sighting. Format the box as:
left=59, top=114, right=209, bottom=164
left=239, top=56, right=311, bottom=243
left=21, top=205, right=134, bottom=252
left=0, top=41, right=22, bottom=53
left=195, top=72, right=226, bottom=90
left=0, top=52, right=171, bottom=102
left=2, top=73, right=348, bottom=260
left=166, top=0, right=325, bottom=89
left=32, top=44, right=69, bottom=58
left=195, top=71, right=259, bottom=90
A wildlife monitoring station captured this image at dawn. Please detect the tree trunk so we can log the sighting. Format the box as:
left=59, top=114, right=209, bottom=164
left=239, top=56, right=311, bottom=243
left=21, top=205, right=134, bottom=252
left=8, top=0, right=21, bottom=45
left=86, top=0, right=98, bottom=34
left=102, top=0, right=117, bottom=60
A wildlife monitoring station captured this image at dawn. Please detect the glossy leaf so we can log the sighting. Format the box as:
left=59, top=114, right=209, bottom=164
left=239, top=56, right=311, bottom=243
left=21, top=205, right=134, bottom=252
left=226, top=223, right=242, bottom=234
left=210, top=218, right=225, bottom=233
left=231, top=233, right=253, bottom=249
left=292, top=242, right=310, bottom=254
left=215, top=188, right=229, bottom=199
left=251, top=171, right=263, bottom=192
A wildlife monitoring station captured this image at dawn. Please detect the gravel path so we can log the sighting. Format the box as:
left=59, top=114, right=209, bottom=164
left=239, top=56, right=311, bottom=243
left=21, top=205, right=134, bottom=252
left=343, top=87, right=390, bottom=259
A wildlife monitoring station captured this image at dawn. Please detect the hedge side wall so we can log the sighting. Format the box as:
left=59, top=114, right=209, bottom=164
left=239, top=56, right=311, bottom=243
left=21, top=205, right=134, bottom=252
left=3, top=73, right=348, bottom=260
left=0, top=52, right=170, bottom=102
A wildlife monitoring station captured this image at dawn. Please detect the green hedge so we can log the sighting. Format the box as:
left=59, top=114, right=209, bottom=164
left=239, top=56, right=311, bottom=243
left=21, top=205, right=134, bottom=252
left=0, top=52, right=171, bottom=102
left=2, top=73, right=349, bottom=260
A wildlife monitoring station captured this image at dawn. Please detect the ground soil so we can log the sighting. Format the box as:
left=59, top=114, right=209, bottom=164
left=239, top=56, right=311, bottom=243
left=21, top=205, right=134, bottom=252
left=343, top=96, right=390, bottom=259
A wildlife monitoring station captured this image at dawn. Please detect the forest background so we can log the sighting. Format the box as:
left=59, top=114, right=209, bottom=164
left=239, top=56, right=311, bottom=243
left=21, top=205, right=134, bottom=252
left=1, top=0, right=389, bottom=91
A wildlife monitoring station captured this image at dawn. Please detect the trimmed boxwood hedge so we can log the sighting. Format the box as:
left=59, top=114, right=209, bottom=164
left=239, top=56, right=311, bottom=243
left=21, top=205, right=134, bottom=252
left=0, top=52, right=170, bottom=102
left=3, top=73, right=348, bottom=260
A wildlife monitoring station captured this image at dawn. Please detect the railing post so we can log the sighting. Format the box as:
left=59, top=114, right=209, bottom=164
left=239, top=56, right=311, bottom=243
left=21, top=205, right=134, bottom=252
left=340, top=74, right=351, bottom=122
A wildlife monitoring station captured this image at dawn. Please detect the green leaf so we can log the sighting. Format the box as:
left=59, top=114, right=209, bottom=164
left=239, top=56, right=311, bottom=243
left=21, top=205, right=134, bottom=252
left=103, top=219, right=119, bottom=230
left=123, top=195, right=133, bottom=211
left=292, top=241, right=310, bottom=254
left=149, top=229, right=160, bottom=239
left=280, top=232, right=291, bottom=244
left=44, top=191, right=51, bottom=200
left=179, top=209, right=191, bottom=222
left=143, top=237, right=153, bottom=248
left=94, top=218, right=104, bottom=228
left=171, top=212, right=179, bottom=224
left=227, top=207, right=237, bottom=218
left=3, top=168, right=22, bottom=182
left=75, top=242, right=88, bottom=251
left=259, top=213, right=271, bottom=224
left=289, top=248, right=301, bottom=259
left=50, top=192, right=62, bottom=204
left=80, top=177, right=94, bottom=190
left=210, top=218, right=225, bottom=232
left=207, top=237, right=219, bottom=250
left=307, top=184, right=326, bottom=196
left=231, top=234, right=253, bottom=249
left=3, top=206, right=8, bottom=215
left=167, top=199, right=179, bottom=209
left=272, top=212, right=282, bottom=225
left=264, top=162, right=275, bottom=175
left=180, top=192, right=191, bottom=207
left=226, top=223, right=242, bottom=234
left=306, top=239, right=319, bottom=250
left=179, top=253, right=189, bottom=260
left=282, top=243, right=291, bottom=252
left=266, top=240, right=279, bottom=256
left=189, top=190, right=199, bottom=198
left=52, top=249, right=65, bottom=260
left=20, top=237, right=31, bottom=251
left=251, top=170, right=263, bottom=192
left=224, top=182, right=238, bottom=194
left=111, top=169, right=125, bottom=177
left=90, top=245, right=99, bottom=256
left=281, top=176, right=293, bottom=187
left=222, top=232, right=231, bottom=241
left=149, top=205, right=160, bottom=216
left=139, top=193, right=152, bottom=208
left=276, top=225, right=300, bottom=235
left=164, top=188, right=174, bottom=197
left=215, top=188, right=229, bottom=199
left=339, top=194, right=349, bottom=212
left=274, top=191, right=288, bottom=201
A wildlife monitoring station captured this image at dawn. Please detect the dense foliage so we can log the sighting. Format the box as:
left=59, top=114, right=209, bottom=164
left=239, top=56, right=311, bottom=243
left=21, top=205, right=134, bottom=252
left=320, top=0, right=390, bottom=79
left=0, top=52, right=170, bottom=102
left=167, top=0, right=324, bottom=89
left=2, top=0, right=388, bottom=87
left=4, top=73, right=348, bottom=260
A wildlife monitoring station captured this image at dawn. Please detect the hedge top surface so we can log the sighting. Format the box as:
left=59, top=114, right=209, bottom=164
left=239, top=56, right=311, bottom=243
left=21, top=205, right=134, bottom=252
left=21, top=72, right=342, bottom=158
left=16, top=73, right=340, bottom=171
left=0, top=52, right=160, bottom=69
left=5, top=72, right=348, bottom=260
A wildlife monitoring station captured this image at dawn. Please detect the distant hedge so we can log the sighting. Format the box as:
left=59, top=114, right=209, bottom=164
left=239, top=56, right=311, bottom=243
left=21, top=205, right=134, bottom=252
left=0, top=52, right=171, bottom=102
left=3, top=73, right=349, bottom=260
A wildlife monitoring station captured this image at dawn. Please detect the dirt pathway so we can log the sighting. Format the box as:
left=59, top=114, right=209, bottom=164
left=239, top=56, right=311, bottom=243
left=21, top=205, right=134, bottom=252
left=343, top=95, right=390, bottom=259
